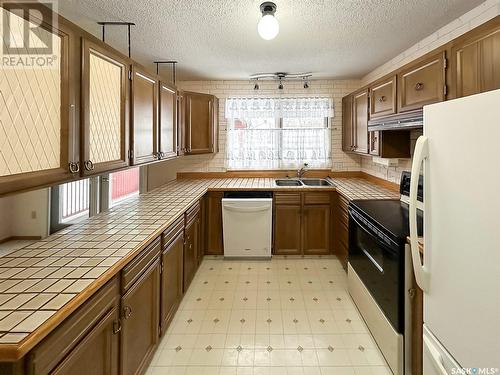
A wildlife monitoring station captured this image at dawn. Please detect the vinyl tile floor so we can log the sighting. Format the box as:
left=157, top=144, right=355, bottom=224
left=146, top=256, right=391, bottom=375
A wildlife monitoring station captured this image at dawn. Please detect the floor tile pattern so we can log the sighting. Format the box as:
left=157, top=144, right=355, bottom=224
left=146, top=257, right=390, bottom=375
left=0, top=178, right=397, bottom=346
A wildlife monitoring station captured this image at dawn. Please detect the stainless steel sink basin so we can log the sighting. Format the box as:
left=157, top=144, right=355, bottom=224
left=275, top=179, right=303, bottom=187
left=300, top=178, right=333, bottom=187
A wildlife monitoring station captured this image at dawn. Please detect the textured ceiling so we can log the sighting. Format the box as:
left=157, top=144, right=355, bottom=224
left=58, top=0, right=484, bottom=80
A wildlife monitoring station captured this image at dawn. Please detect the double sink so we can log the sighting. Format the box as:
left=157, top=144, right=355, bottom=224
left=275, top=178, right=334, bottom=187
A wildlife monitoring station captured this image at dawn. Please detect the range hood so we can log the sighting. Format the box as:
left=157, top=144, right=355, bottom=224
left=368, top=109, right=423, bottom=131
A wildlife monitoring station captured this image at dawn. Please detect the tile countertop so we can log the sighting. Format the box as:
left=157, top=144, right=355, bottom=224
left=0, top=177, right=398, bottom=359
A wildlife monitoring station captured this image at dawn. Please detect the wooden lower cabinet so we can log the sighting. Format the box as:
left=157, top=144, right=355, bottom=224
left=184, top=205, right=201, bottom=292
left=51, top=307, right=120, bottom=375
left=205, top=192, right=224, bottom=255
left=273, top=192, right=332, bottom=256
left=332, top=193, right=350, bottom=269
left=121, top=260, right=161, bottom=375
left=303, top=205, right=330, bottom=255
left=160, top=228, right=184, bottom=335
left=274, top=204, right=302, bottom=255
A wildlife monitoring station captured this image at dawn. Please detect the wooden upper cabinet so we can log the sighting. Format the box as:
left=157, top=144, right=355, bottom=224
left=353, top=89, right=369, bottom=154
left=176, top=90, right=186, bottom=156
left=131, top=66, right=158, bottom=165
left=451, top=19, right=500, bottom=98
left=184, top=91, right=218, bottom=154
left=0, top=6, right=79, bottom=195
left=342, top=95, right=355, bottom=152
left=398, top=52, right=446, bottom=112
left=369, top=76, right=397, bottom=118
left=158, top=82, right=177, bottom=160
left=81, top=39, right=129, bottom=176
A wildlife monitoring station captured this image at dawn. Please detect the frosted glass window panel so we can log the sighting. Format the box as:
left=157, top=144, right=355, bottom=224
left=88, top=52, right=122, bottom=164
left=0, top=8, right=61, bottom=177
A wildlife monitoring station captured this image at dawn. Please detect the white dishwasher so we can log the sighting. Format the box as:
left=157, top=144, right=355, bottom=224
left=222, top=191, right=273, bottom=259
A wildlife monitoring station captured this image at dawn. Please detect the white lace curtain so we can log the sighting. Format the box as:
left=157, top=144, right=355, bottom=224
left=225, top=97, right=334, bottom=119
left=225, top=97, right=334, bottom=170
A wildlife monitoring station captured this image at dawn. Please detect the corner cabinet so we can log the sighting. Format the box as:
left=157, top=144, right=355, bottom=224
left=184, top=91, right=218, bottom=155
left=158, top=82, right=178, bottom=159
left=352, top=89, right=369, bottom=154
left=81, top=39, right=130, bottom=175
left=0, top=7, right=79, bottom=195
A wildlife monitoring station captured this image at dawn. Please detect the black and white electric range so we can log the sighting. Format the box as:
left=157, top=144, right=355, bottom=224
left=347, top=171, right=423, bottom=375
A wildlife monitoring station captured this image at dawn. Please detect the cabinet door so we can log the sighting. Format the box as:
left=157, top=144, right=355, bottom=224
left=159, top=82, right=177, bottom=159
left=131, top=67, right=158, bottom=165
left=353, top=89, right=369, bottom=154
left=51, top=306, right=119, bottom=375
left=369, top=76, right=397, bottom=118
left=161, top=231, right=184, bottom=334
left=398, top=52, right=446, bottom=112
left=185, top=92, right=214, bottom=154
left=183, top=217, right=198, bottom=292
left=205, top=191, right=224, bottom=255
left=0, top=7, right=79, bottom=195
left=176, top=91, right=186, bottom=156
left=303, top=205, right=331, bottom=255
left=121, top=260, right=160, bottom=375
left=452, top=22, right=500, bottom=98
left=342, top=95, right=355, bottom=152
left=274, top=205, right=302, bottom=255
left=82, top=39, right=129, bottom=175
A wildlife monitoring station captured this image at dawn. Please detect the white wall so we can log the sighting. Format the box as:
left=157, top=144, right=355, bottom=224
left=0, top=188, right=50, bottom=241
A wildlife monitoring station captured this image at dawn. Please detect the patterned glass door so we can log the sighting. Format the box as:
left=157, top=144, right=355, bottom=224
left=0, top=6, right=77, bottom=195
left=81, top=39, right=129, bottom=175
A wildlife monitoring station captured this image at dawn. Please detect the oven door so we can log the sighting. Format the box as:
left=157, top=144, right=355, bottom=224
left=348, top=209, right=404, bottom=332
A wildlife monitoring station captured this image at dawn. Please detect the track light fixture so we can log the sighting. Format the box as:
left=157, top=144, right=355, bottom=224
left=303, top=80, right=309, bottom=89
left=254, top=80, right=260, bottom=90
left=278, top=79, right=284, bottom=90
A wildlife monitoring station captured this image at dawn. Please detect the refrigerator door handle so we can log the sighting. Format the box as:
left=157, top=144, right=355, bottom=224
left=410, top=135, right=430, bottom=292
left=423, top=334, right=449, bottom=375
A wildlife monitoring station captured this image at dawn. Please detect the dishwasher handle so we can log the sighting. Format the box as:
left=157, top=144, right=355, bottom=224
left=223, top=204, right=271, bottom=213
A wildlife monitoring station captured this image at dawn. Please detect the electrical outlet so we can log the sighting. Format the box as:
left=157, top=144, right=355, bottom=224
left=31, top=211, right=37, bottom=219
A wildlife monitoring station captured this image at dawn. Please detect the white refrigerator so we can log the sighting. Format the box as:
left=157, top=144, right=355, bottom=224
left=409, top=89, right=500, bottom=375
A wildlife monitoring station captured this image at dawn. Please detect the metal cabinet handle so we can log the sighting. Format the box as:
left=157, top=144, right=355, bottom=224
left=123, top=305, right=132, bottom=319
left=68, top=162, right=80, bottom=173
left=113, top=320, right=121, bottom=334
left=378, top=95, right=386, bottom=102
left=415, top=82, right=424, bottom=91
left=84, top=160, right=94, bottom=171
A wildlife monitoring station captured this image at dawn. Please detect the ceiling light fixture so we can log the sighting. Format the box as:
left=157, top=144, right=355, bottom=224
left=258, top=2, right=279, bottom=40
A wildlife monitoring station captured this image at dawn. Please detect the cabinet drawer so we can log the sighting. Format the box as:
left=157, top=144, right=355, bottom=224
left=185, top=202, right=201, bottom=224
left=370, top=76, right=397, bottom=118
left=162, top=216, right=184, bottom=248
left=27, top=277, right=120, bottom=375
left=122, top=237, right=161, bottom=292
left=304, top=192, right=331, bottom=205
left=398, top=52, right=446, bottom=112
left=274, top=193, right=301, bottom=205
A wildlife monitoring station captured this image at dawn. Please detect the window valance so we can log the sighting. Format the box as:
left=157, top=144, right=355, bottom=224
left=225, top=97, right=334, bottom=119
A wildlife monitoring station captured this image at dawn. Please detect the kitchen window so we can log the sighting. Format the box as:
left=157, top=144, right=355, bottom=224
left=225, top=97, right=334, bottom=170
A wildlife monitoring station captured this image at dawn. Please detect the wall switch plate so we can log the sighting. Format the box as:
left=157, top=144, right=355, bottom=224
left=31, top=211, right=37, bottom=219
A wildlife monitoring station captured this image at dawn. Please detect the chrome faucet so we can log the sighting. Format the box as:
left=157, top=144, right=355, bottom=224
left=297, top=163, right=309, bottom=178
